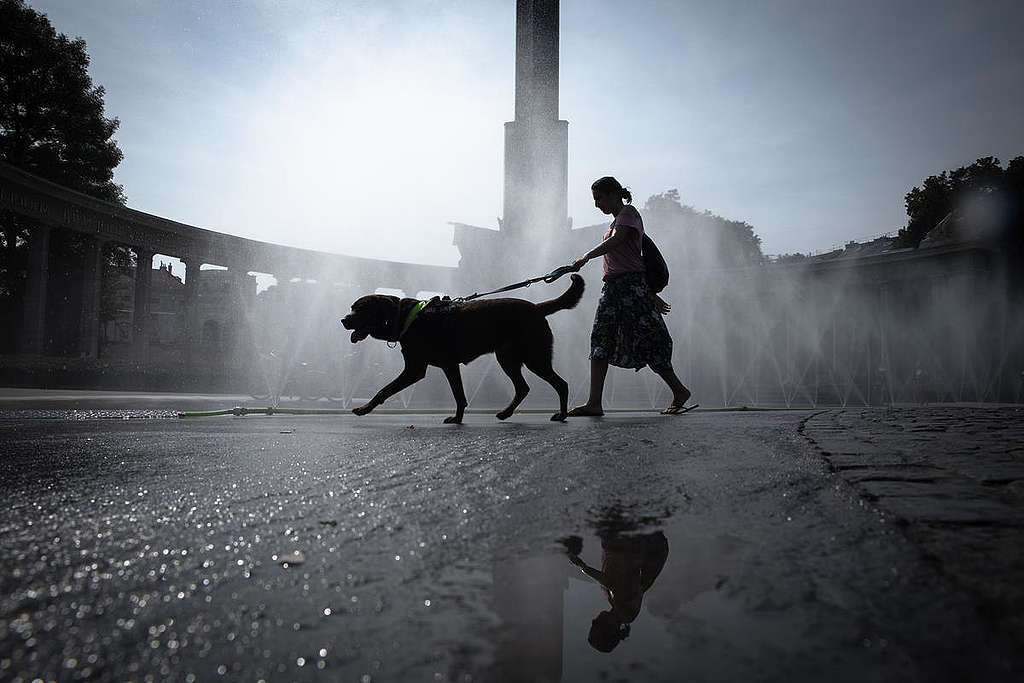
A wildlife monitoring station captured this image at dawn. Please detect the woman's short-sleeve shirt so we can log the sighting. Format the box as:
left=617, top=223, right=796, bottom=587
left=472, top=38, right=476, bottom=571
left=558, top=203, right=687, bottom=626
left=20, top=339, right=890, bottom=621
left=603, top=204, right=645, bottom=280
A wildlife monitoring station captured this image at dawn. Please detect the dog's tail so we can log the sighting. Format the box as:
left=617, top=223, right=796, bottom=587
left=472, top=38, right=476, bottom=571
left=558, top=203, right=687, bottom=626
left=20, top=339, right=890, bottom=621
left=536, top=273, right=585, bottom=317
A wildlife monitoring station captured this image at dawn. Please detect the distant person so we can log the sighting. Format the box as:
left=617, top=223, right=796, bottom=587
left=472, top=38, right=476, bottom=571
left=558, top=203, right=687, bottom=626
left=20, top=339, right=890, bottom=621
left=562, top=530, right=670, bottom=652
left=568, top=176, right=692, bottom=415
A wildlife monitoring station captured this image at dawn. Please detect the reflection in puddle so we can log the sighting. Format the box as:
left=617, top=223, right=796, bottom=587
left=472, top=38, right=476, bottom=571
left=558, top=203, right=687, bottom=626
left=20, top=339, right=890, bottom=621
left=563, top=529, right=669, bottom=652
left=490, top=552, right=570, bottom=682
left=487, top=505, right=749, bottom=680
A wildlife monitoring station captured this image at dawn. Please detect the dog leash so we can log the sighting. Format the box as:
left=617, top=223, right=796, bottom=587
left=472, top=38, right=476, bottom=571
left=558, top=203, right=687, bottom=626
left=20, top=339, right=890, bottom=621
left=456, top=265, right=577, bottom=302
left=381, top=265, right=577, bottom=349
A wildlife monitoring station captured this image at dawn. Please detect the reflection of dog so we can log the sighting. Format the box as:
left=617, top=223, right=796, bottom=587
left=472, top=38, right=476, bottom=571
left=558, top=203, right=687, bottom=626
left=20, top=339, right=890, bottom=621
left=340, top=274, right=584, bottom=423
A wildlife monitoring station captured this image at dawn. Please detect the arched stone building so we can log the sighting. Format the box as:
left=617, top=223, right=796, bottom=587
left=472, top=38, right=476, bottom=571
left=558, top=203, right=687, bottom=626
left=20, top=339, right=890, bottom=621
left=2, top=0, right=1020, bottom=404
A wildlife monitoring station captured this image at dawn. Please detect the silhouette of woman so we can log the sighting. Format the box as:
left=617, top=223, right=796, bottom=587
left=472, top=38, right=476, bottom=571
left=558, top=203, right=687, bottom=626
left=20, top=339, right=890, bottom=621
left=569, top=175, right=692, bottom=415
left=564, top=530, right=669, bottom=652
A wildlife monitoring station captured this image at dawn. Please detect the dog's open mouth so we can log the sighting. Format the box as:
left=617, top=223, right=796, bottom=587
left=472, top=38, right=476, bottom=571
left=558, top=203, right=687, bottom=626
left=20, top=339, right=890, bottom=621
left=350, top=329, right=370, bottom=343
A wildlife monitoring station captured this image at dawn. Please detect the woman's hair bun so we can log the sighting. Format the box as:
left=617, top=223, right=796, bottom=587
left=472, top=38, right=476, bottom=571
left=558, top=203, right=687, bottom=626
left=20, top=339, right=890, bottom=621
left=592, top=176, right=632, bottom=203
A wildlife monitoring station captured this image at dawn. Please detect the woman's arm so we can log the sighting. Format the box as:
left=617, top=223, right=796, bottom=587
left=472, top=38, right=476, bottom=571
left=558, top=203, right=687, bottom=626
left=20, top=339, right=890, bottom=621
left=571, top=227, right=630, bottom=271
left=568, top=553, right=608, bottom=586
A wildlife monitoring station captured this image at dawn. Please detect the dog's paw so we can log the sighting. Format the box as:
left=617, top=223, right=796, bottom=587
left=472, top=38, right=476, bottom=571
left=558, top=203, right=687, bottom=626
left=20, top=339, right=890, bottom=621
left=495, top=408, right=513, bottom=421
left=551, top=411, right=567, bottom=422
left=442, top=415, right=463, bottom=424
left=352, top=404, right=372, bottom=416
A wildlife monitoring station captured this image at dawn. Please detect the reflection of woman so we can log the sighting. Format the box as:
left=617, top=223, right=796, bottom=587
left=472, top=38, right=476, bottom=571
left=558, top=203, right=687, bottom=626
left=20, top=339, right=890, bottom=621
left=564, top=531, right=669, bottom=652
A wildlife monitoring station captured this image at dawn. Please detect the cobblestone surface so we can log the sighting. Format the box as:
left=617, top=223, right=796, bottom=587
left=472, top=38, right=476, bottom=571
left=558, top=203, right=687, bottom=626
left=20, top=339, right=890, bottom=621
left=802, top=406, right=1024, bottom=642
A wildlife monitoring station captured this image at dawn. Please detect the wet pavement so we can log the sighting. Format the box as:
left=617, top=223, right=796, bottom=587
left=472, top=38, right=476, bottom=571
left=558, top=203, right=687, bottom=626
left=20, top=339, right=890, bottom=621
left=0, top=388, right=253, bottom=415
left=1, top=408, right=1022, bottom=682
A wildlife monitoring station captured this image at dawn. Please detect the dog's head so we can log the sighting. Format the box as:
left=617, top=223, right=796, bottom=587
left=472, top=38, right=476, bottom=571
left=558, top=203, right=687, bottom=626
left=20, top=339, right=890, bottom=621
left=340, top=294, right=402, bottom=343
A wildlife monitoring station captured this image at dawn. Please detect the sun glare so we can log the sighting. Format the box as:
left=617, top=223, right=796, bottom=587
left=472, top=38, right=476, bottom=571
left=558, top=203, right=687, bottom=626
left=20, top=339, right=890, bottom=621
left=210, top=21, right=507, bottom=266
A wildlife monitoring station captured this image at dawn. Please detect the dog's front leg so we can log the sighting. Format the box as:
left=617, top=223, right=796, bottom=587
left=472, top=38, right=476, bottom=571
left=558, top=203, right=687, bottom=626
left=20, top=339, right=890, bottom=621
left=352, top=361, right=427, bottom=416
left=440, top=364, right=468, bottom=424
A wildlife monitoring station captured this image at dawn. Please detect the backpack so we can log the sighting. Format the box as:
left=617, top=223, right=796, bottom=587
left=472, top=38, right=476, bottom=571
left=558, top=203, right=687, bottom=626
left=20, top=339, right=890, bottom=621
left=642, top=233, right=669, bottom=294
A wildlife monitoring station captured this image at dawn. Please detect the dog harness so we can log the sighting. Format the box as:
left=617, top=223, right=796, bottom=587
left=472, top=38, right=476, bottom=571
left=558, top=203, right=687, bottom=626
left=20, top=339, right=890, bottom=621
left=399, top=300, right=430, bottom=338
left=386, top=298, right=431, bottom=345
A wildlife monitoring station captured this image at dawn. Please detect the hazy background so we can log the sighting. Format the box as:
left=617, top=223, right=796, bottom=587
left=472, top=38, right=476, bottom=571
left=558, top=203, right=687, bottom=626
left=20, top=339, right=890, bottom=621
left=25, top=0, right=1024, bottom=269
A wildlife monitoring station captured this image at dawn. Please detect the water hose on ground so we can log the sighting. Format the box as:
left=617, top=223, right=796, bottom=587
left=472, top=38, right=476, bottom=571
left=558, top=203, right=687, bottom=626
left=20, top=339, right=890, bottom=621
left=177, top=406, right=353, bottom=418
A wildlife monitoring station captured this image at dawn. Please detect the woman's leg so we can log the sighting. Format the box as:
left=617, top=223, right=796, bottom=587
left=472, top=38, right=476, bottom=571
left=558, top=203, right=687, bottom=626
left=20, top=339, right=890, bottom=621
left=567, top=358, right=609, bottom=416
left=652, top=364, right=691, bottom=413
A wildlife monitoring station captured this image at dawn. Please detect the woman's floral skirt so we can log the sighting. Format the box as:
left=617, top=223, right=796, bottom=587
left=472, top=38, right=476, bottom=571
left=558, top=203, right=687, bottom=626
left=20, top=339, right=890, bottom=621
left=590, top=272, right=673, bottom=371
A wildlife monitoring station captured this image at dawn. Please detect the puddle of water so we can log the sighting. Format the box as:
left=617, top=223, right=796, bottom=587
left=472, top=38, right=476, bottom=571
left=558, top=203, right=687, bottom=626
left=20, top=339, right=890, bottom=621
left=486, top=512, right=759, bottom=681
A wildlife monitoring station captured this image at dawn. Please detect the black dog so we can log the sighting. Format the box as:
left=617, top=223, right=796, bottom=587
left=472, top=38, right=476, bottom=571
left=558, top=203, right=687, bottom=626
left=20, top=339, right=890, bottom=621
left=340, top=274, right=584, bottom=423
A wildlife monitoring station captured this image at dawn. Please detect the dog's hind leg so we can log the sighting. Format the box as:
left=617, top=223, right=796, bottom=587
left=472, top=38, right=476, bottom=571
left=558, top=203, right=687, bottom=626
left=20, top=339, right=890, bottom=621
left=440, top=364, right=468, bottom=424
left=524, top=356, right=569, bottom=422
left=495, top=352, right=530, bottom=420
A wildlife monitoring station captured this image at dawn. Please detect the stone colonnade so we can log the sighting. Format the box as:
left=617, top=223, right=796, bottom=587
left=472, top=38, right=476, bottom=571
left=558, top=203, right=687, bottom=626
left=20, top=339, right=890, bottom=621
left=13, top=230, right=445, bottom=362
left=15, top=228, right=220, bottom=361
left=2, top=161, right=453, bottom=364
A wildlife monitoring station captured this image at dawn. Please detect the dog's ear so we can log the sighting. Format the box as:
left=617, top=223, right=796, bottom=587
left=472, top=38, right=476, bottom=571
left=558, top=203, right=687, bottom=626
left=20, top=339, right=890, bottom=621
left=359, top=295, right=400, bottom=338
left=377, top=295, right=402, bottom=325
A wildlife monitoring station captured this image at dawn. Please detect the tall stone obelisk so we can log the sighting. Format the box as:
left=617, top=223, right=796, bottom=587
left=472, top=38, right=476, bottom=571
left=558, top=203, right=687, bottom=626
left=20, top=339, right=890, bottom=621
left=452, top=0, right=571, bottom=287
left=461, top=12, right=571, bottom=675
left=502, top=0, right=569, bottom=244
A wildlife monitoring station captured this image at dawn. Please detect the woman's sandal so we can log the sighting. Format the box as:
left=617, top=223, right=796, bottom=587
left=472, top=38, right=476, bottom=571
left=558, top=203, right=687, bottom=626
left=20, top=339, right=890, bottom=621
left=661, top=403, right=699, bottom=415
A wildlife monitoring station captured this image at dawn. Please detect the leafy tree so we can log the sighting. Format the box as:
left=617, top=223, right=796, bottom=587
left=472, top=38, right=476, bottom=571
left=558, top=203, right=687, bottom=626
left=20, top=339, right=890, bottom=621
left=643, top=189, right=763, bottom=269
left=895, top=156, right=1024, bottom=249
left=0, top=0, right=124, bottom=201
left=0, top=0, right=130, bottom=352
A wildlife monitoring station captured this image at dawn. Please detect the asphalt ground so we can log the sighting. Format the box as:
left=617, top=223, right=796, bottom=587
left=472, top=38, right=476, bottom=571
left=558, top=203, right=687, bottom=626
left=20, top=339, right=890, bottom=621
left=1, top=406, right=1021, bottom=682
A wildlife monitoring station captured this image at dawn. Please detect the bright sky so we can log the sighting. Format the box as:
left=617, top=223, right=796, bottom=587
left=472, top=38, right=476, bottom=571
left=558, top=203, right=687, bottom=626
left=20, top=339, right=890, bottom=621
left=27, top=0, right=1024, bottom=265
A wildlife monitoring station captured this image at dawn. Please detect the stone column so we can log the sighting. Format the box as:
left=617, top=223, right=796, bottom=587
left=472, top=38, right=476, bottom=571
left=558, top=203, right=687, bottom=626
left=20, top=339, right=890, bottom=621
left=180, top=254, right=202, bottom=362
left=78, top=236, right=105, bottom=358
left=226, top=266, right=254, bottom=379
left=20, top=224, right=51, bottom=354
left=878, top=282, right=891, bottom=405
left=132, top=247, right=155, bottom=361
